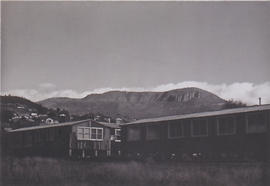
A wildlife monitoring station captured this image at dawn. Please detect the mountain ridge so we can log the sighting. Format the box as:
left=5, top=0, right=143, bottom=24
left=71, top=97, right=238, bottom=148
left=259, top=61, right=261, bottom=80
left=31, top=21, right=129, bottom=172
left=38, top=87, right=226, bottom=120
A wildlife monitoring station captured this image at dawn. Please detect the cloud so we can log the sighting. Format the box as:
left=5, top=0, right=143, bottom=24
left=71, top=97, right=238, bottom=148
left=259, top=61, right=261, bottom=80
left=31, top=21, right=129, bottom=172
left=1, top=81, right=270, bottom=105
left=38, top=83, right=56, bottom=90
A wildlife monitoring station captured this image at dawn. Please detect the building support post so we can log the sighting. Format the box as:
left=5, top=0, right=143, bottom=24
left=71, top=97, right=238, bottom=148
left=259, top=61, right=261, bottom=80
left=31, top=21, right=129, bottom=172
left=69, top=149, right=72, bottom=157
left=82, top=149, right=85, bottom=159
left=107, top=150, right=111, bottom=157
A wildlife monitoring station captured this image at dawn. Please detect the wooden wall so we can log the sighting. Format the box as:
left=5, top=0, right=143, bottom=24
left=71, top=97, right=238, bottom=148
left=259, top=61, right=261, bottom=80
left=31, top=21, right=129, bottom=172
left=5, top=120, right=121, bottom=159
left=122, top=110, right=269, bottom=161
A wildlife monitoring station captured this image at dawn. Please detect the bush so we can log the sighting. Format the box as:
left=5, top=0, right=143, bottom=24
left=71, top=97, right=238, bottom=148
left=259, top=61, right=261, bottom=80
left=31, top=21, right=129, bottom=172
left=223, top=99, right=247, bottom=109
left=1, top=157, right=268, bottom=186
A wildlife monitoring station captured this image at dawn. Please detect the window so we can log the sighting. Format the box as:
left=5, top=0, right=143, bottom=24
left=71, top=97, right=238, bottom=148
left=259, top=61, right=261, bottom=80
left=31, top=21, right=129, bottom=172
left=77, top=127, right=103, bottom=141
left=127, top=127, right=141, bottom=141
left=77, top=127, right=91, bottom=140
left=77, top=127, right=85, bottom=139
left=168, top=120, right=184, bottom=138
left=146, top=125, right=160, bottom=140
left=191, top=119, right=208, bottom=137
left=115, top=129, right=121, bottom=142
left=91, top=128, right=103, bottom=140
left=217, top=117, right=236, bottom=135
left=246, top=112, right=267, bottom=133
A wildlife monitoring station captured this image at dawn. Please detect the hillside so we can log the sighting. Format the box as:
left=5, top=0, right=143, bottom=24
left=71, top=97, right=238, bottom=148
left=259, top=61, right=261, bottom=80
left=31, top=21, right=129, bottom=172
left=1, top=96, right=74, bottom=129
left=0, top=95, right=49, bottom=126
left=39, top=87, right=227, bottom=120
left=1, top=95, right=48, bottom=115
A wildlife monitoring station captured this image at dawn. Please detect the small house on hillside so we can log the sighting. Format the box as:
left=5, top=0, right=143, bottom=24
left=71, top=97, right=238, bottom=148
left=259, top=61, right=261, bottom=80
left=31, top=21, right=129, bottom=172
left=116, top=118, right=123, bottom=124
left=30, top=113, right=38, bottom=117
left=3, top=119, right=121, bottom=159
left=45, top=118, right=54, bottom=124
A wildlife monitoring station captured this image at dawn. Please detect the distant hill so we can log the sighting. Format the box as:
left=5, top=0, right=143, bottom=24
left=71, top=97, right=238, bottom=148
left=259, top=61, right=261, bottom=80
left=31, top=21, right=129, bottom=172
left=0, top=95, right=49, bottom=127
left=1, top=95, right=48, bottom=115
left=1, top=96, right=74, bottom=129
left=39, top=87, right=227, bottom=120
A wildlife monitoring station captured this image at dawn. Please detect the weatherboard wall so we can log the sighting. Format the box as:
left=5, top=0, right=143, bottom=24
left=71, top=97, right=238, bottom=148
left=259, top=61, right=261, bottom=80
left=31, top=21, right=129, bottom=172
left=4, top=119, right=121, bottom=158
left=6, top=125, right=72, bottom=157
left=122, top=107, right=270, bottom=161
left=70, top=120, right=112, bottom=156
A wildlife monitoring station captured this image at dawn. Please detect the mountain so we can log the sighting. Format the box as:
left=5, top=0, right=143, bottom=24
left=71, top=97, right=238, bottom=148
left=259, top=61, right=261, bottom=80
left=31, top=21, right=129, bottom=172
left=38, top=87, right=226, bottom=120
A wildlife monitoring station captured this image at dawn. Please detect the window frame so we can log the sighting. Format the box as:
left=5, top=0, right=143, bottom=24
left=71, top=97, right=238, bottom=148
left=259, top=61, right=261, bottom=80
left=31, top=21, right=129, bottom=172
left=77, top=127, right=85, bottom=140
left=114, top=128, right=121, bottom=142
left=127, top=126, right=141, bottom=142
left=91, top=127, right=104, bottom=141
left=216, top=116, right=236, bottom=136
left=77, top=127, right=103, bottom=141
left=246, top=112, right=267, bottom=134
left=191, top=118, right=208, bottom=137
left=168, top=120, right=185, bottom=139
left=146, top=125, right=161, bottom=141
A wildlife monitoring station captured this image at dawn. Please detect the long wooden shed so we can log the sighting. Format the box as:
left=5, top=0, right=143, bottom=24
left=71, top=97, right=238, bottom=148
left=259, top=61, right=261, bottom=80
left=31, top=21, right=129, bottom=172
left=121, top=104, right=270, bottom=161
left=3, top=119, right=121, bottom=159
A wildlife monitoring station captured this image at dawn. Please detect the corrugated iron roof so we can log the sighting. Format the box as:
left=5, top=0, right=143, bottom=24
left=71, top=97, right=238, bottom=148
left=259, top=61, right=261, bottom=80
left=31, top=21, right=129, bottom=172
left=125, top=104, right=270, bottom=126
left=7, top=119, right=119, bottom=132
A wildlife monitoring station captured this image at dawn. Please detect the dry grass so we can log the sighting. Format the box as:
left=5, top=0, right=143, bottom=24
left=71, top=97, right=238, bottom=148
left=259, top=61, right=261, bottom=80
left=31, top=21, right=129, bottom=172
left=1, top=157, right=269, bottom=186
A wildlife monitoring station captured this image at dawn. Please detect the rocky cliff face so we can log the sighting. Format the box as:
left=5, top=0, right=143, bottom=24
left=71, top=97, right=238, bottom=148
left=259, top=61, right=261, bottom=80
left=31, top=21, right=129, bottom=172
left=83, top=89, right=202, bottom=103
left=39, top=87, right=226, bottom=120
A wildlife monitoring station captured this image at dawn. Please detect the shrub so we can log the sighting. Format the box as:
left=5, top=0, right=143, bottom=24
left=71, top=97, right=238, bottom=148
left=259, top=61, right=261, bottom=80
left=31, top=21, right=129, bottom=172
left=1, top=157, right=267, bottom=186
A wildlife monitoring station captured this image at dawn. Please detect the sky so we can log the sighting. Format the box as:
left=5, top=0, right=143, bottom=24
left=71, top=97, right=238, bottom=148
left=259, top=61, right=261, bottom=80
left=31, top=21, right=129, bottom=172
left=1, top=2, right=270, bottom=104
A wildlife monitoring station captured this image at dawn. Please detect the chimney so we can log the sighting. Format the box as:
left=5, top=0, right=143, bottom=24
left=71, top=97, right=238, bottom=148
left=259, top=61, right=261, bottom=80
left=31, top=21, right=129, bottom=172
left=259, top=97, right=261, bottom=105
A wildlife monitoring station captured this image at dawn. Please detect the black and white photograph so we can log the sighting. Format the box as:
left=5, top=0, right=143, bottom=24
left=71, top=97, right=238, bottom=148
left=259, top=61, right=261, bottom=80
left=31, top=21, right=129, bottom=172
left=1, top=1, right=270, bottom=186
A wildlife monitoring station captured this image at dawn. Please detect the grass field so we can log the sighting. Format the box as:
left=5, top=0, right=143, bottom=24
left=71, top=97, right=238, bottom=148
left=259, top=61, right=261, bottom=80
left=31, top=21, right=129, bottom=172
left=1, top=157, right=269, bottom=186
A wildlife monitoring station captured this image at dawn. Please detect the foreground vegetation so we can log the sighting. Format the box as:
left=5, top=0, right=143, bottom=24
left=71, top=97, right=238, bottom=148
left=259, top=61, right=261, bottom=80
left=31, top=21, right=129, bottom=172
left=1, top=157, right=269, bottom=186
